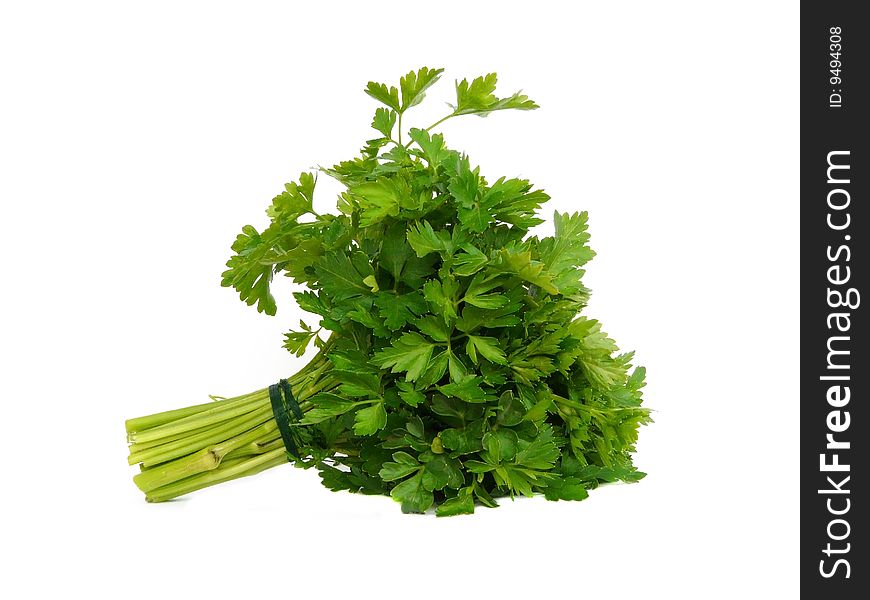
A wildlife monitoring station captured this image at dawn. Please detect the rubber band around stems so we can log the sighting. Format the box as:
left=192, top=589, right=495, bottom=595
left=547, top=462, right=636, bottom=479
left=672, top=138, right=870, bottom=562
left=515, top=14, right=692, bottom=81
left=268, top=379, right=303, bottom=458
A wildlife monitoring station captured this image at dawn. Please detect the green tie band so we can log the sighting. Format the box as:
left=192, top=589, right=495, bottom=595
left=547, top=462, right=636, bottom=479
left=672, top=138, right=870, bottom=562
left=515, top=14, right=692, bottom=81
left=268, top=379, right=303, bottom=458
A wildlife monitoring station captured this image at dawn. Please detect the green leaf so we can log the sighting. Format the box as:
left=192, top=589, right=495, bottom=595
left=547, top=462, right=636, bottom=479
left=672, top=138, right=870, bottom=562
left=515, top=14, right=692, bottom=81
left=453, top=73, right=539, bottom=117
left=374, top=291, right=427, bottom=330
left=448, top=350, right=468, bottom=382
left=462, top=272, right=508, bottom=309
left=346, top=305, right=390, bottom=338
left=391, top=472, right=434, bottom=514
left=421, top=456, right=463, bottom=491
left=514, top=426, right=560, bottom=470
left=353, top=402, right=388, bottom=435
left=438, top=376, right=496, bottom=403
left=302, top=393, right=357, bottom=424
left=407, top=220, right=451, bottom=258
left=371, top=332, right=436, bottom=381
left=365, top=80, right=401, bottom=112
left=455, top=287, right=523, bottom=333
left=408, top=128, right=454, bottom=167
left=294, top=290, right=330, bottom=318
left=400, top=254, right=438, bottom=289
left=405, top=416, right=425, bottom=440
left=371, top=107, right=397, bottom=138
left=452, top=243, right=488, bottom=276
left=484, top=177, right=548, bottom=229
left=350, top=177, right=407, bottom=226
left=416, top=348, right=449, bottom=388
left=440, top=421, right=484, bottom=455
left=543, top=478, right=590, bottom=502
left=315, top=251, right=375, bottom=301
left=436, top=487, right=475, bottom=517
left=318, top=463, right=386, bottom=495
left=327, top=348, right=380, bottom=374
left=496, top=391, right=525, bottom=426
left=379, top=451, right=421, bottom=481
left=423, top=278, right=459, bottom=321
left=397, top=381, right=425, bottom=407
left=414, top=315, right=451, bottom=342
left=379, top=221, right=413, bottom=281
left=334, top=370, right=381, bottom=397
left=430, top=395, right=486, bottom=425
left=523, top=394, right=554, bottom=422
left=493, top=465, right=550, bottom=497
left=464, top=460, right=495, bottom=474
left=220, top=225, right=277, bottom=315
left=266, top=172, right=316, bottom=220
left=400, top=67, right=444, bottom=111
left=537, top=211, right=596, bottom=294
left=269, top=238, right=323, bottom=283
left=490, top=247, right=559, bottom=294
left=449, top=160, right=491, bottom=233
left=466, top=335, right=508, bottom=365
left=283, top=323, right=318, bottom=357
left=483, top=429, right=518, bottom=462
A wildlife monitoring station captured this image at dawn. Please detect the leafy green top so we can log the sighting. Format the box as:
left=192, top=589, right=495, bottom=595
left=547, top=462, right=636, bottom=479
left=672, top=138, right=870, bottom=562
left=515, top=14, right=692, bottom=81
left=221, top=68, right=650, bottom=515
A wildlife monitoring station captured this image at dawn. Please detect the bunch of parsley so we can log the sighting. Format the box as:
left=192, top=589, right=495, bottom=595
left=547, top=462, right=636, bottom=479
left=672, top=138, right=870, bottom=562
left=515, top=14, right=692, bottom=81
left=126, top=68, right=650, bottom=515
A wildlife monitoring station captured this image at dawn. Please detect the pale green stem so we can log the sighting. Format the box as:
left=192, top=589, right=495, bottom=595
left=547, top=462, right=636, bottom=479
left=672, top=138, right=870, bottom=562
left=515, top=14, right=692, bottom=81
left=129, top=393, right=267, bottom=444
left=145, top=448, right=289, bottom=503
left=124, top=392, right=257, bottom=433
left=130, top=403, right=274, bottom=467
left=134, top=419, right=280, bottom=493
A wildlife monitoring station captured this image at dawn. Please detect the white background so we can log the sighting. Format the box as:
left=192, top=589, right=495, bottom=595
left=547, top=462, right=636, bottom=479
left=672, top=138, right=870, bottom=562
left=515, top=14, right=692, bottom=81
left=1, top=1, right=799, bottom=598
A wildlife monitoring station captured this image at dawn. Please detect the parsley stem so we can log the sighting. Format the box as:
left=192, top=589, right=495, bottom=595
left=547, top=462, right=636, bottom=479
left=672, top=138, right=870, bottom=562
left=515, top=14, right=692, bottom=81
left=134, top=418, right=282, bottom=493
left=129, top=403, right=274, bottom=467
left=128, top=394, right=268, bottom=444
left=124, top=390, right=262, bottom=434
left=223, top=434, right=284, bottom=461
left=426, top=112, right=456, bottom=132
left=397, top=112, right=403, bottom=145
left=401, top=113, right=456, bottom=149
left=144, top=448, right=289, bottom=503
left=127, top=336, right=342, bottom=499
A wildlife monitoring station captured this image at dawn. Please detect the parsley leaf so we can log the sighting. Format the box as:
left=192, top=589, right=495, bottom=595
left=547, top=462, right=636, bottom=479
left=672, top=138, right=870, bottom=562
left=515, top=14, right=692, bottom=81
left=452, top=73, right=539, bottom=117
left=371, top=332, right=437, bottom=381
left=371, top=108, right=397, bottom=138
left=365, top=80, right=401, bottom=112
left=399, top=66, right=444, bottom=111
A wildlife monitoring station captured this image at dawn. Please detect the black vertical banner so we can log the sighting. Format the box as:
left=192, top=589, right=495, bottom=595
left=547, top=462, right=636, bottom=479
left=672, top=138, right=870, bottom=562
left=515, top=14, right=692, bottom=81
left=802, top=2, right=868, bottom=596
